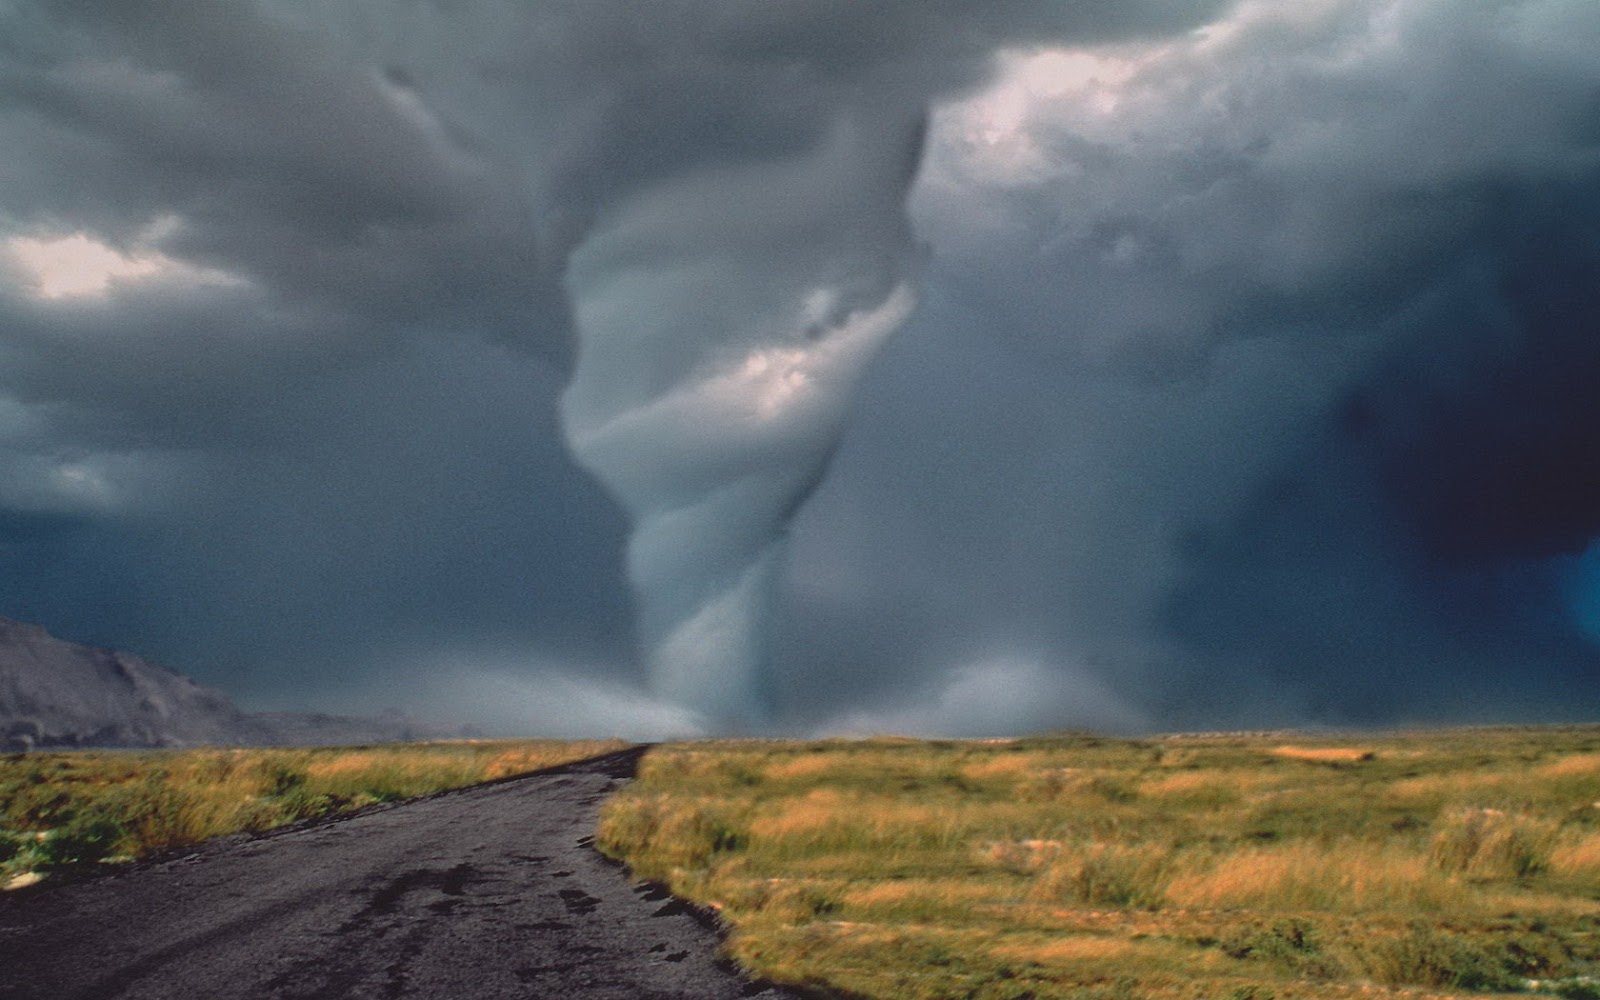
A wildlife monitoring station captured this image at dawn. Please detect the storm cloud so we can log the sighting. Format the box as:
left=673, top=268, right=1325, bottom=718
left=787, top=0, right=1600, bottom=730
left=1, top=0, right=1598, bottom=734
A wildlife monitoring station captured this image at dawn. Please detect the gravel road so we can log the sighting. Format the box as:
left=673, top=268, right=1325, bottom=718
left=0, top=746, right=799, bottom=1000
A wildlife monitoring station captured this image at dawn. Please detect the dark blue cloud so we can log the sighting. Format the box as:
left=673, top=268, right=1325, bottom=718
left=780, top=0, right=1600, bottom=730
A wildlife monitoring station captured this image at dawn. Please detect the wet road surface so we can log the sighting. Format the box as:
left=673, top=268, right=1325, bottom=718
left=0, top=746, right=800, bottom=999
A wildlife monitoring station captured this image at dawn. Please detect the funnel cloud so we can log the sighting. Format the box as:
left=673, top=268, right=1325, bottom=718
left=554, top=95, right=926, bottom=723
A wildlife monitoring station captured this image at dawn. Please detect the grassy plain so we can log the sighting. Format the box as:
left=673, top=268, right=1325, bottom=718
left=0, top=739, right=623, bottom=886
left=598, top=728, right=1600, bottom=1000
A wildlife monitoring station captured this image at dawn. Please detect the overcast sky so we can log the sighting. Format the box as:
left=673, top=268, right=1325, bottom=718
left=2, top=0, right=1598, bottom=737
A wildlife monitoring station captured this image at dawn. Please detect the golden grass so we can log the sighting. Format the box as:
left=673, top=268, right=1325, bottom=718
left=302, top=752, right=387, bottom=779
left=1164, top=841, right=1471, bottom=912
left=1537, top=752, right=1600, bottom=779
left=1550, top=829, right=1600, bottom=880
left=1028, top=841, right=1174, bottom=908
left=762, top=755, right=844, bottom=781
left=600, top=726, right=1600, bottom=1000
left=1138, top=769, right=1225, bottom=795
left=1138, top=767, right=1284, bottom=801
left=843, top=878, right=998, bottom=914
left=1428, top=806, right=1560, bottom=880
left=1, top=739, right=624, bottom=883
left=746, top=788, right=850, bottom=840
left=991, top=935, right=1140, bottom=964
left=979, top=837, right=1065, bottom=875
left=1384, top=770, right=1521, bottom=806
left=959, top=755, right=1039, bottom=781
left=1270, top=745, right=1376, bottom=764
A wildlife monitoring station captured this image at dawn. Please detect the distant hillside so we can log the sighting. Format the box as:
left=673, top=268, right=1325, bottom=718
left=0, top=617, right=449, bottom=751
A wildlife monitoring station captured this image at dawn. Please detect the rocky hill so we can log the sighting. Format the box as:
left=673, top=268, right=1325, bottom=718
left=0, top=617, right=446, bottom=751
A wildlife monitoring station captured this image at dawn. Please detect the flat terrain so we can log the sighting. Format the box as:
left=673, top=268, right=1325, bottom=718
left=7, top=727, right=1598, bottom=1000
left=0, top=747, right=793, bottom=1000
left=600, top=728, right=1600, bottom=1000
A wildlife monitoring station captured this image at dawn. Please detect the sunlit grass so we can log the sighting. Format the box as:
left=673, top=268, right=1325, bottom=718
left=0, top=739, right=624, bottom=885
left=1164, top=840, right=1471, bottom=912
left=600, top=727, right=1600, bottom=1000
left=1269, top=745, right=1377, bottom=764
left=1552, top=830, right=1600, bottom=880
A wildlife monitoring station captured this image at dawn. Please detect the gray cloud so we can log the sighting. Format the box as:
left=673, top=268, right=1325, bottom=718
left=2, top=0, right=1597, bottom=734
left=778, top=0, right=1600, bottom=728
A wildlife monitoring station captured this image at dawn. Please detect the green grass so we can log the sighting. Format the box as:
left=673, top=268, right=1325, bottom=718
left=0, top=739, right=624, bottom=885
left=598, top=727, right=1600, bottom=1000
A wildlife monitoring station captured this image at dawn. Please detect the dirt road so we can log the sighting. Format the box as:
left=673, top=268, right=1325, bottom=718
left=0, top=747, right=798, bottom=999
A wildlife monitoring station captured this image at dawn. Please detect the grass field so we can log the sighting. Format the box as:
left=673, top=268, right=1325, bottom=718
left=598, top=727, right=1600, bottom=1000
left=0, top=739, right=624, bottom=887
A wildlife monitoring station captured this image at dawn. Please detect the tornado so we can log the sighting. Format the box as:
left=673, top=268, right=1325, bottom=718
left=558, top=112, right=925, bottom=726
left=290, top=0, right=1229, bottom=729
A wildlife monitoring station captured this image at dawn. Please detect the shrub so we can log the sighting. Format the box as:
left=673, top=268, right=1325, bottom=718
left=597, top=794, right=747, bottom=874
left=1219, top=919, right=1347, bottom=979
left=1358, top=924, right=1522, bottom=992
left=1554, top=978, right=1600, bottom=1000
left=1032, top=841, right=1171, bottom=908
left=0, top=828, right=24, bottom=864
left=1429, top=807, right=1557, bottom=880
left=37, top=813, right=127, bottom=868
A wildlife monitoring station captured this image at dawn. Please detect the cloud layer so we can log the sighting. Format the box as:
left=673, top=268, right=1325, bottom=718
left=2, top=0, right=1598, bottom=733
left=783, top=0, right=1600, bottom=728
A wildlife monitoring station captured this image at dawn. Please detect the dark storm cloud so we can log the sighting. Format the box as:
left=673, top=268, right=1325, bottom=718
left=0, top=0, right=614, bottom=712
left=0, top=9, right=557, bottom=361
left=1383, top=206, right=1600, bottom=566
left=1153, top=0, right=1600, bottom=725
left=0, top=0, right=1231, bottom=731
left=1159, top=179, right=1600, bottom=726
left=4, top=0, right=1597, bottom=734
left=784, top=0, right=1600, bottom=730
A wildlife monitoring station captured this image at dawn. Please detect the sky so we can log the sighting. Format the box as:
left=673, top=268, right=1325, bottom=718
left=2, top=0, right=1599, bottom=737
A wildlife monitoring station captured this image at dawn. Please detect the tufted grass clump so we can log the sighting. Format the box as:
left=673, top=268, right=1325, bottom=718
left=600, top=726, right=1600, bottom=1000
left=1429, top=806, right=1560, bottom=880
